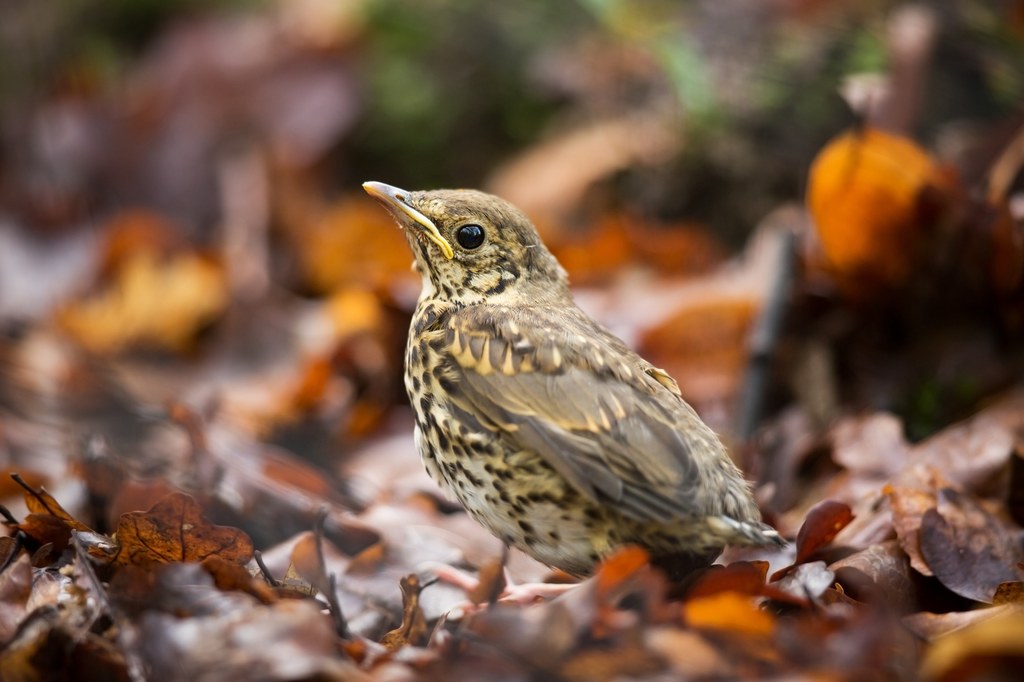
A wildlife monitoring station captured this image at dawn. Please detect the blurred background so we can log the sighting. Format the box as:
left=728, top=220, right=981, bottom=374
left=1, top=0, right=1023, bottom=535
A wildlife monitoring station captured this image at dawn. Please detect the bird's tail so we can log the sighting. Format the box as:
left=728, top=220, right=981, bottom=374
left=708, top=515, right=787, bottom=547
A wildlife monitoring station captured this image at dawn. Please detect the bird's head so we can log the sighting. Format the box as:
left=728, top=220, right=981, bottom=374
left=363, top=182, right=570, bottom=306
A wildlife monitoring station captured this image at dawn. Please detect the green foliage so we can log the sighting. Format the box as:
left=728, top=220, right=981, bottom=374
left=348, top=0, right=594, bottom=188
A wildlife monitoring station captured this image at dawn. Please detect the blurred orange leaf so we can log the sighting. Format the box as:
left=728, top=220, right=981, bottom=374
left=595, top=545, right=650, bottom=601
left=114, top=492, right=253, bottom=568
left=682, top=591, right=776, bottom=637
left=806, top=127, right=957, bottom=294
left=639, top=297, right=758, bottom=405
left=58, top=247, right=227, bottom=354
left=687, top=561, right=769, bottom=600
left=286, top=196, right=417, bottom=295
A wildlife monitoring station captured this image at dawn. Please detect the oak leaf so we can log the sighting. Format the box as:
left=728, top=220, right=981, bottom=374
left=114, top=492, right=253, bottom=568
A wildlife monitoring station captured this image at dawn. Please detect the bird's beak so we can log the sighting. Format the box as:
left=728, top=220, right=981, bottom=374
left=362, top=181, right=455, bottom=260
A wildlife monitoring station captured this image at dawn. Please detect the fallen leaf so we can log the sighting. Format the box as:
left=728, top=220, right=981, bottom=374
left=903, top=604, right=1024, bottom=640
left=137, top=595, right=358, bottom=680
left=114, top=492, right=254, bottom=568
left=994, top=581, right=1024, bottom=604
left=0, top=552, right=32, bottom=643
left=806, top=126, right=958, bottom=295
left=202, top=556, right=277, bottom=604
left=771, top=561, right=835, bottom=602
left=919, top=488, right=1023, bottom=603
left=638, top=296, right=758, bottom=406
left=467, top=555, right=508, bottom=605
left=58, top=245, right=228, bottom=354
left=793, top=500, right=855, bottom=565
left=594, top=545, right=651, bottom=602
left=682, top=591, right=776, bottom=637
left=885, top=464, right=954, bottom=576
left=686, top=561, right=769, bottom=600
left=645, top=627, right=731, bottom=678
left=285, top=196, right=417, bottom=296
left=831, top=413, right=911, bottom=476
left=919, top=610, right=1024, bottom=681
left=15, top=475, right=92, bottom=534
left=380, top=574, right=429, bottom=650
left=829, top=541, right=916, bottom=612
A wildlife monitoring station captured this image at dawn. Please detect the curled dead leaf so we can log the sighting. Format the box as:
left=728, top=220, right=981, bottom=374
left=919, top=489, right=1024, bottom=603
left=380, top=574, right=429, bottom=650
left=793, top=500, right=855, bottom=566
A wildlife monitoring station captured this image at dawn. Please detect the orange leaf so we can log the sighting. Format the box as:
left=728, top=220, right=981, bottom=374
left=807, top=127, right=956, bottom=293
left=19, top=480, right=91, bottom=534
left=793, top=500, right=854, bottom=565
left=594, top=545, right=650, bottom=600
left=682, top=591, right=776, bottom=637
left=114, top=492, right=253, bottom=568
left=686, top=561, right=769, bottom=600
left=639, top=297, right=758, bottom=406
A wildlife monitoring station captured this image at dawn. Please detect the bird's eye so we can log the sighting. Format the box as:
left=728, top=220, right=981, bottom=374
left=455, top=224, right=485, bottom=250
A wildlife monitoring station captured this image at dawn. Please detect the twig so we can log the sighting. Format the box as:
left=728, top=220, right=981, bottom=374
left=72, top=532, right=148, bottom=682
left=11, top=472, right=59, bottom=515
left=0, top=532, right=24, bottom=575
left=988, top=122, right=1024, bottom=203
left=253, top=550, right=280, bottom=588
left=0, top=503, right=19, bottom=525
left=737, top=228, right=798, bottom=441
left=314, top=507, right=351, bottom=639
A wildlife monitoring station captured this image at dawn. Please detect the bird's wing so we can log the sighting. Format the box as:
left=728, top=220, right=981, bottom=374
left=437, top=305, right=725, bottom=522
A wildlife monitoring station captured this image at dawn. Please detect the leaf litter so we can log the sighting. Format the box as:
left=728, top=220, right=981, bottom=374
left=2, top=2, right=1024, bottom=680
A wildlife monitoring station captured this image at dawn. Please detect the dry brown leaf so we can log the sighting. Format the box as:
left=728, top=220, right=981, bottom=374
left=137, top=596, right=360, bottom=680
left=8, top=476, right=95, bottom=563
left=885, top=464, right=954, bottom=576
left=380, top=574, right=429, bottom=650
left=919, top=488, right=1024, bottom=603
left=487, top=111, right=680, bottom=228
left=831, top=413, right=911, bottom=476
left=202, top=556, right=278, bottom=604
left=793, top=500, right=855, bottom=565
left=645, top=627, right=731, bottom=678
left=18, top=479, right=92, bottom=533
left=919, top=610, right=1024, bottom=681
left=994, top=581, right=1024, bottom=604
left=829, top=541, right=916, bottom=612
left=904, top=603, right=1024, bottom=640
left=114, top=492, right=254, bottom=568
left=0, top=552, right=32, bottom=643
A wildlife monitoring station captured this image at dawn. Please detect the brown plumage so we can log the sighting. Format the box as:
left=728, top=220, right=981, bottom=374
left=363, top=181, right=783, bottom=579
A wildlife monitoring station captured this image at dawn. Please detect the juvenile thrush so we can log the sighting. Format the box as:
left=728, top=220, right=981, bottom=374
left=363, top=181, right=783, bottom=579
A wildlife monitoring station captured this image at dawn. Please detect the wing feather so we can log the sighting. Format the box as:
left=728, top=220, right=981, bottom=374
left=444, top=306, right=723, bottom=522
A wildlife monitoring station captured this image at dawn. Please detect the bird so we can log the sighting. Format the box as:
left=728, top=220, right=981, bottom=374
left=363, top=181, right=783, bottom=581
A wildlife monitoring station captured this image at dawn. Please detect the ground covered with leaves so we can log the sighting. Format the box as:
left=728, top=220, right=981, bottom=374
left=2, top=1, right=1024, bottom=680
